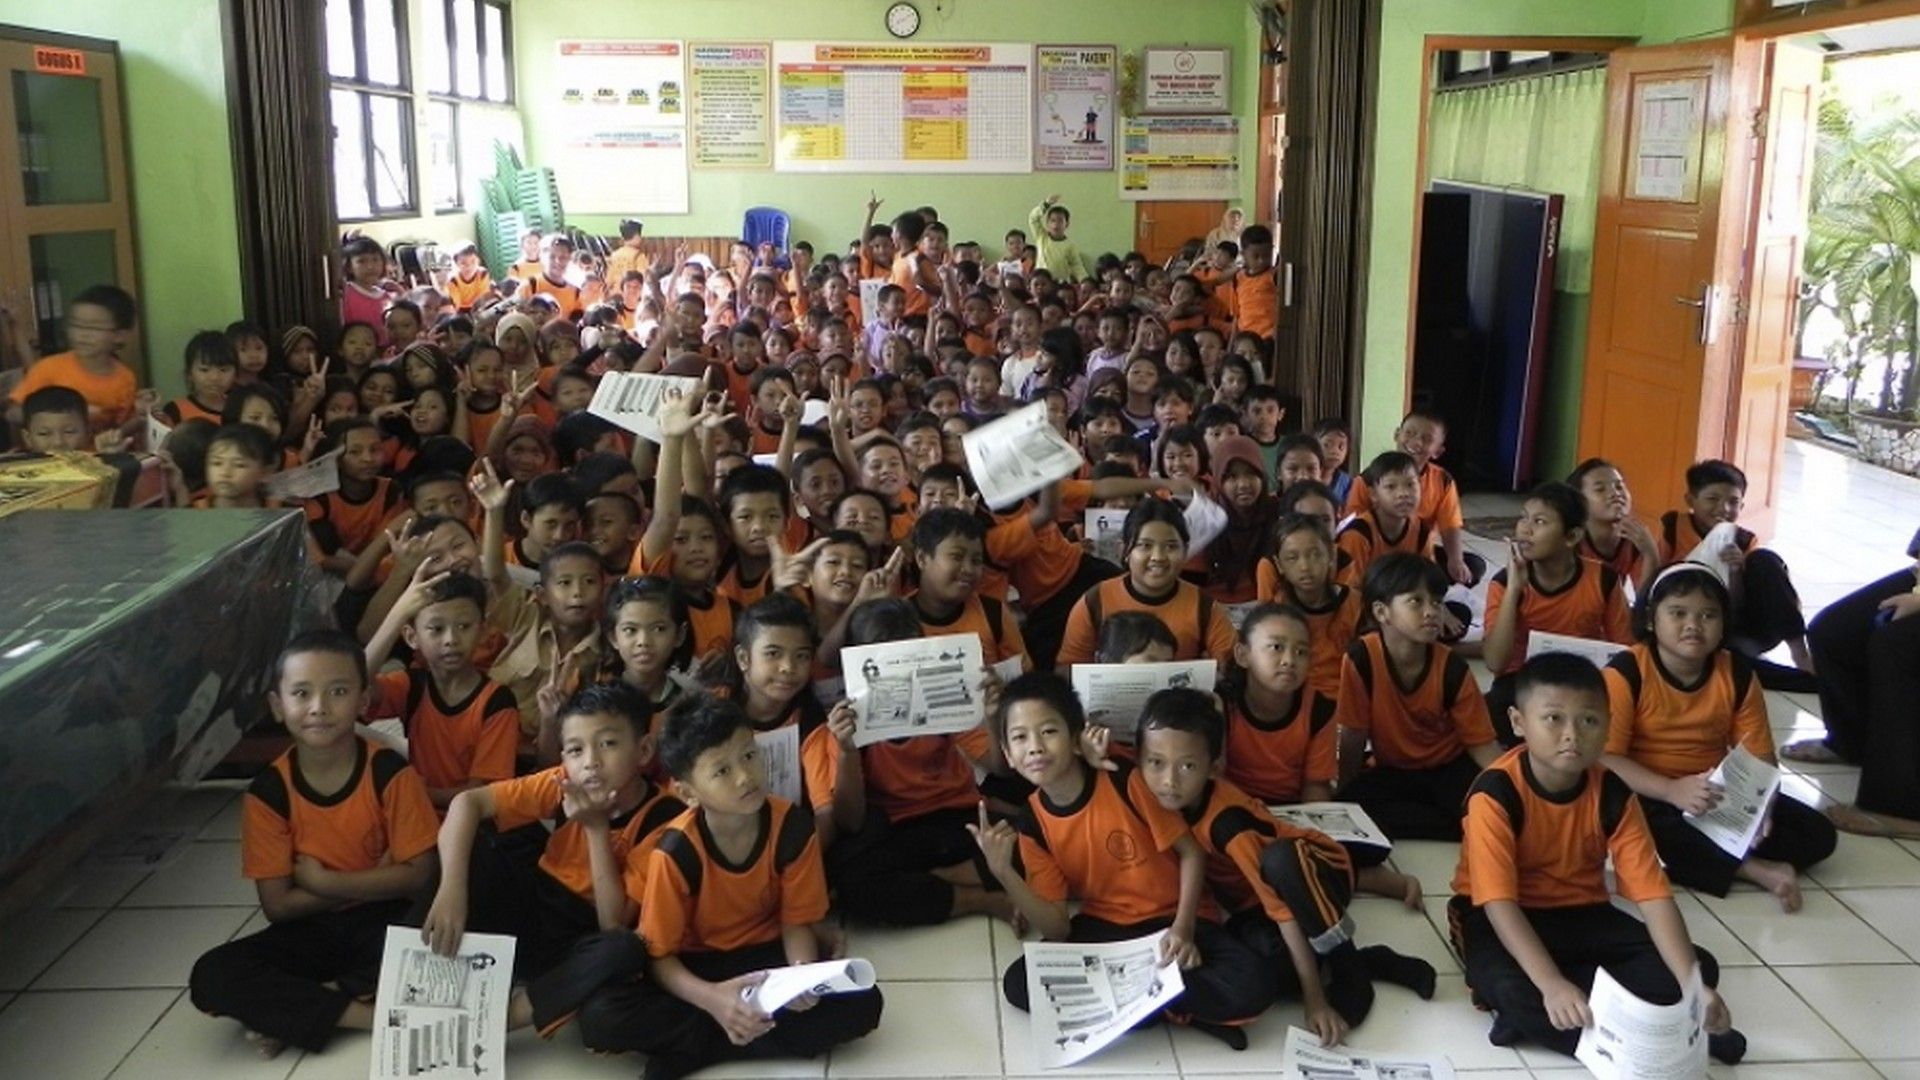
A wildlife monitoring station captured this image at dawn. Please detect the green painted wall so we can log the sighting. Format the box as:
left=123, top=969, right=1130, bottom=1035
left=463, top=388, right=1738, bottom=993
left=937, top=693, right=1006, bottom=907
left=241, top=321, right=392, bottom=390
left=7, top=0, right=243, bottom=400
left=1360, top=0, right=1734, bottom=475
left=509, top=0, right=1261, bottom=257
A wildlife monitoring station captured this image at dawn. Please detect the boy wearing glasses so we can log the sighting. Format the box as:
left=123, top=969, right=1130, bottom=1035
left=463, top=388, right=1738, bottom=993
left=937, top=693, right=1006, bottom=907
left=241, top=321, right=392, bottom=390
left=6, top=284, right=143, bottom=435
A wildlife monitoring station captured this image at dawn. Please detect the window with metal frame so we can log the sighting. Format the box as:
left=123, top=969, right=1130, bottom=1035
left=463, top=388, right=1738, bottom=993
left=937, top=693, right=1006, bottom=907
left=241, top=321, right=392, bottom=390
left=327, top=0, right=416, bottom=220
left=421, top=0, right=514, bottom=212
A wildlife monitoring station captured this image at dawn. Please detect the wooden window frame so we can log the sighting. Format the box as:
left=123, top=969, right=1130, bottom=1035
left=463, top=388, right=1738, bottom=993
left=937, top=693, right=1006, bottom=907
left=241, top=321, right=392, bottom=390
left=330, top=0, right=417, bottom=223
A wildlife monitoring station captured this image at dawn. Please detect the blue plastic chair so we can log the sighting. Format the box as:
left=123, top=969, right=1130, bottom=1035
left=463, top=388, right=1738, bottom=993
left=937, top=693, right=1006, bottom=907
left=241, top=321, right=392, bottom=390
left=741, top=207, right=790, bottom=257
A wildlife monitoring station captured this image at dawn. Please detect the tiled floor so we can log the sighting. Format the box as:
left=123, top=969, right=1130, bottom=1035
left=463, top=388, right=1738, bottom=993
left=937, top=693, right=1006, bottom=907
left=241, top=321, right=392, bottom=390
left=2, top=439, right=1915, bottom=1079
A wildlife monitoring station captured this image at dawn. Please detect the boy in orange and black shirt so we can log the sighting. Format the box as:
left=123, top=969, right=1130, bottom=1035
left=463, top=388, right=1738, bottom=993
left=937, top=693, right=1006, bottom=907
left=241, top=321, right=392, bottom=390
left=1335, top=451, right=1437, bottom=590
left=1335, top=554, right=1501, bottom=841
left=1449, top=652, right=1746, bottom=1064
left=417, top=683, right=684, bottom=1041
left=974, top=673, right=1275, bottom=1050
left=576, top=696, right=883, bottom=1075
left=189, top=631, right=439, bottom=1054
left=363, top=569, right=519, bottom=809
left=1344, top=412, right=1485, bottom=590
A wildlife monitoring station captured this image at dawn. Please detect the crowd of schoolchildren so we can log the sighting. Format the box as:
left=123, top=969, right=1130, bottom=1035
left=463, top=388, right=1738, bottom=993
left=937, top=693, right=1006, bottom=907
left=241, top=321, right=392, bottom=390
left=1, top=193, right=1844, bottom=1076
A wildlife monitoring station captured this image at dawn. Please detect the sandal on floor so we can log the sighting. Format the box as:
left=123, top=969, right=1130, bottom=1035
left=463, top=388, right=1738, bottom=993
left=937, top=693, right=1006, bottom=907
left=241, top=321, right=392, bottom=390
left=1825, top=803, right=1920, bottom=840
left=1780, top=739, right=1846, bottom=765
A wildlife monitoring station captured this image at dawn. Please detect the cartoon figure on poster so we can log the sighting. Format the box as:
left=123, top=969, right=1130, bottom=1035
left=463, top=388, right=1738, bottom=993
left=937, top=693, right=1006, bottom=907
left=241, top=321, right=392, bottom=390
left=1082, top=97, right=1105, bottom=143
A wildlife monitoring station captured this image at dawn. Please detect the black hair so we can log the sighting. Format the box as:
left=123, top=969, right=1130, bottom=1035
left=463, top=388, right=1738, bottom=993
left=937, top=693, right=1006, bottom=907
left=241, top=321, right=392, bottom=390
left=1095, top=611, right=1177, bottom=664
left=1196, top=404, right=1241, bottom=433
left=1362, top=551, right=1451, bottom=610
left=1278, top=479, right=1339, bottom=516
left=991, top=671, right=1085, bottom=749
left=1276, top=433, right=1325, bottom=466
left=1239, top=224, right=1274, bottom=248
left=184, top=329, right=238, bottom=374
left=1090, top=460, right=1137, bottom=483
left=70, top=284, right=138, bottom=329
left=538, top=540, right=605, bottom=585
left=21, top=385, right=87, bottom=423
left=400, top=512, right=468, bottom=543
left=1135, top=687, right=1226, bottom=761
left=272, top=628, right=368, bottom=689
left=220, top=383, right=289, bottom=432
left=911, top=506, right=986, bottom=555
left=570, top=451, right=639, bottom=495
left=750, top=364, right=797, bottom=395
left=1566, top=456, right=1620, bottom=489
left=847, top=597, right=922, bottom=648
left=702, top=592, right=817, bottom=699
left=415, top=570, right=489, bottom=618
left=923, top=376, right=962, bottom=402
left=600, top=575, right=688, bottom=680
left=618, top=218, right=645, bottom=240
left=1512, top=650, right=1609, bottom=709
left=161, top=418, right=219, bottom=490
left=891, top=212, right=927, bottom=245
left=206, top=422, right=275, bottom=465
left=521, top=472, right=586, bottom=519
left=717, top=463, right=792, bottom=517
left=1272, top=511, right=1335, bottom=555
left=657, top=694, right=753, bottom=781
left=1685, top=458, right=1747, bottom=495
left=553, top=411, right=618, bottom=469
left=403, top=469, right=464, bottom=506
left=342, top=235, right=384, bottom=261
left=916, top=462, right=971, bottom=495
left=1362, top=450, right=1420, bottom=486
left=1099, top=435, right=1146, bottom=464
left=1122, top=496, right=1189, bottom=552
left=1044, top=203, right=1071, bottom=224
left=1525, top=481, right=1589, bottom=535
left=1635, top=563, right=1732, bottom=643
left=589, top=489, right=643, bottom=526
left=559, top=681, right=653, bottom=739
left=1312, top=416, right=1351, bottom=440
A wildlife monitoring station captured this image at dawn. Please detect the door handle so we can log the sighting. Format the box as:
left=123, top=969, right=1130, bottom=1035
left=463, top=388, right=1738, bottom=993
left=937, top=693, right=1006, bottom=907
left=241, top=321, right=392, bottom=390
left=1675, top=286, right=1717, bottom=346
left=1282, top=262, right=1295, bottom=307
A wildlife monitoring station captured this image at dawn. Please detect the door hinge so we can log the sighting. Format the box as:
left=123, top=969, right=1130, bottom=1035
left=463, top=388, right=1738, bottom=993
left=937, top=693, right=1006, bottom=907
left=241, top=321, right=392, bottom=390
left=1749, top=106, right=1768, bottom=141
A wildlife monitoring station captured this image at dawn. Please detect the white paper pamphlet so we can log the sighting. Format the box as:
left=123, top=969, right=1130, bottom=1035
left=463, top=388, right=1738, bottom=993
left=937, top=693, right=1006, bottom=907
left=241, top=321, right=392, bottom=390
left=145, top=413, right=173, bottom=454
left=370, top=927, right=516, bottom=1080
left=842, top=635, right=987, bottom=748
left=1024, top=930, right=1185, bottom=1069
left=859, top=278, right=886, bottom=328
left=1575, top=963, right=1708, bottom=1080
left=1267, top=802, right=1395, bottom=851
left=1084, top=507, right=1127, bottom=565
left=1683, top=744, right=1780, bottom=858
left=755, top=722, right=803, bottom=804
left=746, top=957, right=877, bottom=1013
left=1279, top=1025, right=1457, bottom=1079
left=263, top=446, right=344, bottom=501
left=1681, top=521, right=1742, bottom=587
left=992, top=654, right=1026, bottom=685
left=1070, top=661, right=1217, bottom=743
left=588, top=371, right=704, bottom=442
left=1525, top=631, right=1630, bottom=669
left=962, top=402, right=1085, bottom=510
left=1183, top=488, right=1228, bottom=554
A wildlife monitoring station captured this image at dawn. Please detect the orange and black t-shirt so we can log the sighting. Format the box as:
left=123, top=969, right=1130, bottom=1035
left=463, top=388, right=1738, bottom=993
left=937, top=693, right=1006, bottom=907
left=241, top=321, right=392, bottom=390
left=1451, top=746, right=1669, bottom=910
left=861, top=734, right=980, bottom=824
left=1334, top=512, right=1436, bottom=589
left=1226, top=269, right=1278, bottom=339
left=489, top=767, right=683, bottom=903
left=1059, top=577, right=1236, bottom=668
left=467, top=399, right=504, bottom=451
left=240, top=736, right=438, bottom=880
left=7, top=352, right=137, bottom=432
left=1579, top=532, right=1649, bottom=589
left=1484, top=558, right=1634, bottom=675
left=1334, top=633, right=1495, bottom=770
left=1222, top=685, right=1338, bottom=804
left=447, top=269, right=493, bottom=312
left=366, top=670, right=520, bottom=795
left=916, top=593, right=1030, bottom=670
left=738, top=693, right=841, bottom=814
left=1014, top=761, right=1195, bottom=925
left=1603, top=645, right=1772, bottom=779
left=1252, top=576, right=1364, bottom=698
left=716, top=553, right=773, bottom=609
left=1187, top=778, right=1349, bottom=924
left=1344, top=461, right=1466, bottom=532
left=1657, top=510, right=1757, bottom=565
left=520, top=275, right=583, bottom=318
left=1007, top=479, right=1093, bottom=607
left=681, top=589, right=740, bottom=666
left=636, top=798, right=831, bottom=956
left=304, top=476, right=403, bottom=555
left=162, top=396, right=224, bottom=426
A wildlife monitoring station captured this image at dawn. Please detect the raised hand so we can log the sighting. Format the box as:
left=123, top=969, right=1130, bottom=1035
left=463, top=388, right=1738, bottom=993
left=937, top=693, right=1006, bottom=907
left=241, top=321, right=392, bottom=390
left=853, top=547, right=907, bottom=605
left=770, top=536, right=826, bottom=591
left=1079, top=723, right=1119, bottom=772
left=966, top=800, right=1018, bottom=882
left=300, top=415, right=325, bottom=459
left=826, top=699, right=858, bottom=752
left=469, top=458, right=513, bottom=512
left=535, top=653, right=578, bottom=736
left=393, top=555, right=454, bottom=619
left=657, top=388, right=700, bottom=440
left=865, top=190, right=883, bottom=215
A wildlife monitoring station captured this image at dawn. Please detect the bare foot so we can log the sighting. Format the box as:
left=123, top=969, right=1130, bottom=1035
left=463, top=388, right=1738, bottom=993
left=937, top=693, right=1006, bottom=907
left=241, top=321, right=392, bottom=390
left=1357, top=865, right=1423, bottom=909
left=1740, top=857, right=1803, bottom=913
left=507, top=986, right=534, bottom=1031
left=244, top=1030, right=286, bottom=1060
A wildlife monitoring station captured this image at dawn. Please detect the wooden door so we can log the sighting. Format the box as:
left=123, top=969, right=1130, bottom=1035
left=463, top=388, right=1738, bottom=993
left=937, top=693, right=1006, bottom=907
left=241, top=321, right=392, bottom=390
left=1723, top=41, right=1821, bottom=538
left=1577, top=39, right=1759, bottom=524
left=0, top=33, right=141, bottom=381
left=1134, top=200, right=1226, bottom=265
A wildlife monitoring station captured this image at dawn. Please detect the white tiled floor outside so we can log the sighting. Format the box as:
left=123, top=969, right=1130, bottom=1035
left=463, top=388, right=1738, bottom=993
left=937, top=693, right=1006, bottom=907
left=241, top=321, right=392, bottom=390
left=1, top=439, right=1915, bottom=1079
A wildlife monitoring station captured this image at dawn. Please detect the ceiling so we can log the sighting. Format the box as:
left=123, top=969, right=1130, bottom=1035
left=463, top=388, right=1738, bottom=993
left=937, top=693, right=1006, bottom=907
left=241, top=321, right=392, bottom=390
left=1812, top=13, right=1920, bottom=56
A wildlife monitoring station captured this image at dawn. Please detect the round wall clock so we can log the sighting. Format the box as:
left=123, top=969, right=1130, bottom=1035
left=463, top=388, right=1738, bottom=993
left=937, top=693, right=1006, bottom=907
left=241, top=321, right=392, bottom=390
left=886, top=2, right=922, bottom=39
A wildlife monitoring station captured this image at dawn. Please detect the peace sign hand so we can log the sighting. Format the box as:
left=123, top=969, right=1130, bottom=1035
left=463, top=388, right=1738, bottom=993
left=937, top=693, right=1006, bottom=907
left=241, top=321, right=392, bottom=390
left=394, top=554, right=454, bottom=620
left=770, top=536, right=826, bottom=591
left=469, top=458, right=514, bottom=512
left=854, top=546, right=907, bottom=605
left=535, top=653, right=579, bottom=735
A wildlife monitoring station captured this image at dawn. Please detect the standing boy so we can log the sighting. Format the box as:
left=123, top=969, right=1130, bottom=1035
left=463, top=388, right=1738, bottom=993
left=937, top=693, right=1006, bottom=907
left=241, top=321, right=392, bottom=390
left=1028, top=196, right=1091, bottom=282
left=5, top=284, right=142, bottom=434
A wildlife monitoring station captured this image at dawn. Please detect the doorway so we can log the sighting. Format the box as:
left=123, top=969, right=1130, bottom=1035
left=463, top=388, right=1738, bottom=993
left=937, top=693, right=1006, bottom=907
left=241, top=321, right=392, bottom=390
left=1133, top=200, right=1226, bottom=266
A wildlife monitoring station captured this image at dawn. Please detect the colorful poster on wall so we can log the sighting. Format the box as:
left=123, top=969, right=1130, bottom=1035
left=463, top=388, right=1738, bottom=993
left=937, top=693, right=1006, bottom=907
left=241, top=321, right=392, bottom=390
left=773, top=42, right=1032, bottom=174
left=690, top=43, right=773, bottom=169
left=1141, top=46, right=1231, bottom=115
left=1033, top=45, right=1115, bottom=171
left=554, top=40, right=689, bottom=213
left=1120, top=115, right=1239, bottom=201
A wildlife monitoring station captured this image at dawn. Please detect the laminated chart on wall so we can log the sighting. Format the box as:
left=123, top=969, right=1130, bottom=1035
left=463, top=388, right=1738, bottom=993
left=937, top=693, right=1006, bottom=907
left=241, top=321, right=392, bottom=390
left=554, top=40, right=690, bottom=213
left=690, top=43, right=773, bottom=168
left=1120, top=115, right=1239, bottom=201
left=774, top=42, right=1032, bottom=174
left=1033, top=45, right=1116, bottom=171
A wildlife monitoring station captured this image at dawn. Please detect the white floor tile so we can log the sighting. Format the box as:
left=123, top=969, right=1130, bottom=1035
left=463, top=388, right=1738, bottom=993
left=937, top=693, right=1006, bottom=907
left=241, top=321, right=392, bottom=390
left=1666, top=891, right=1762, bottom=967
left=1708, top=1064, right=1879, bottom=1079
left=0, top=908, right=104, bottom=991
left=1339, top=977, right=1523, bottom=1071
left=112, top=990, right=302, bottom=1080
left=1790, top=964, right=1920, bottom=1059
left=687, top=1052, right=828, bottom=1078
left=283, top=1033, right=369, bottom=1079
left=1813, top=771, right=1862, bottom=806
left=828, top=981, right=999, bottom=1077
left=499, top=1026, right=636, bottom=1079
left=1361, top=897, right=1459, bottom=976
left=0, top=988, right=179, bottom=1080
left=1696, top=889, right=1894, bottom=966
left=1166, top=1011, right=1293, bottom=1074
left=1386, top=840, right=1459, bottom=894
left=1709, top=966, right=1856, bottom=1062
left=148, top=786, right=245, bottom=833
left=843, top=915, right=998, bottom=982
left=995, top=988, right=1175, bottom=1076
left=121, top=842, right=259, bottom=907
left=197, top=797, right=245, bottom=841
left=46, top=861, right=154, bottom=909
left=1806, top=833, right=1920, bottom=889
left=34, top=907, right=253, bottom=989
left=1830, top=888, right=1920, bottom=960
left=988, top=915, right=1027, bottom=974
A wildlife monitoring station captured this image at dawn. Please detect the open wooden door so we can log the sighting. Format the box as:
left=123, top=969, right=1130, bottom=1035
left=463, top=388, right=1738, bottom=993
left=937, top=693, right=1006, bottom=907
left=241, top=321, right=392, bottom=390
left=1577, top=39, right=1761, bottom=522
left=1134, top=200, right=1226, bottom=265
left=1723, top=40, right=1821, bottom=538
